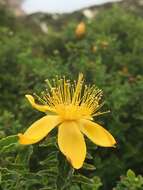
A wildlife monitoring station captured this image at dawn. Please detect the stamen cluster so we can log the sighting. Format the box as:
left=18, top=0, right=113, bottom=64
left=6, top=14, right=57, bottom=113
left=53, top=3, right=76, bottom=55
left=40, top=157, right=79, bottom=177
left=38, top=74, right=104, bottom=121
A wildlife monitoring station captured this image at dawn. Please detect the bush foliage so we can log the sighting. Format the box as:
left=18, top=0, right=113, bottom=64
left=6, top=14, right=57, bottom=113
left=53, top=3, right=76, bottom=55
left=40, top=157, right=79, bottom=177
left=0, top=5, right=143, bottom=190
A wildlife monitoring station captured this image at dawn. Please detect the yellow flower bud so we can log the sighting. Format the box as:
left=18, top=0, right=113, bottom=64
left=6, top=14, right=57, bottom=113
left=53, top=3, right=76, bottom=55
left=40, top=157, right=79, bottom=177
left=100, top=41, right=109, bottom=49
left=92, top=45, right=98, bottom=53
left=75, top=22, right=86, bottom=38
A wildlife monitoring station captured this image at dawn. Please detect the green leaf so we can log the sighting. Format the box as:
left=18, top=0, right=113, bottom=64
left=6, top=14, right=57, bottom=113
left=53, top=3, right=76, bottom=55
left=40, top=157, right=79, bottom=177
left=39, top=137, right=57, bottom=147
left=0, top=135, right=18, bottom=153
left=127, top=169, right=136, bottom=179
left=72, top=175, right=94, bottom=185
left=82, top=163, right=96, bottom=171
left=40, top=151, right=58, bottom=166
left=0, top=135, right=18, bottom=146
left=15, top=146, right=33, bottom=168
left=86, top=152, right=93, bottom=159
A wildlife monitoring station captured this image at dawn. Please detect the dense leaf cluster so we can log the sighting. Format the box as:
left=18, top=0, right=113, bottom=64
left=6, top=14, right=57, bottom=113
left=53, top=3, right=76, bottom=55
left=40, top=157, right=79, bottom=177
left=0, top=5, right=143, bottom=190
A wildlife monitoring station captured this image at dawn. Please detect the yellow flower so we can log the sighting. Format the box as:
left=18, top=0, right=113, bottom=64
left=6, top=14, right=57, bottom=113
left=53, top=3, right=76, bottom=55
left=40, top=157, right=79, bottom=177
left=18, top=74, right=116, bottom=169
left=75, top=22, right=86, bottom=38
left=100, top=41, right=109, bottom=49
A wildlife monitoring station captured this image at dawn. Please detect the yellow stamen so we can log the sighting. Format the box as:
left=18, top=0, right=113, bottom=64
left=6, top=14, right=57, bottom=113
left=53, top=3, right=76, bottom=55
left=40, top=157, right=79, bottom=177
left=37, top=73, right=104, bottom=121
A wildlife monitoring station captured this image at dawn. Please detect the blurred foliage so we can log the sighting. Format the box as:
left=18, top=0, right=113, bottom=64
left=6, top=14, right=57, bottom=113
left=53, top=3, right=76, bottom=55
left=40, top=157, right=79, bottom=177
left=113, top=169, right=143, bottom=190
left=0, top=4, right=143, bottom=190
left=0, top=135, right=102, bottom=190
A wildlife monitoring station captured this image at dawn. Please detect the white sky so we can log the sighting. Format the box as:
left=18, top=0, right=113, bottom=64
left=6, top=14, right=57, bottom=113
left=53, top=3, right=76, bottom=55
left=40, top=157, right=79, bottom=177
left=23, top=0, right=121, bottom=14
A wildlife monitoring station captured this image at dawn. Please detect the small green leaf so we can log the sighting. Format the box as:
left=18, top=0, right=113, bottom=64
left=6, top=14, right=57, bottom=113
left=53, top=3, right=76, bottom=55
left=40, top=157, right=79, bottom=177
left=72, top=175, right=94, bottom=185
left=127, top=169, right=136, bottom=179
left=0, top=135, right=18, bottom=153
left=39, top=136, right=57, bottom=147
left=82, top=163, right=96, bottom=170
left=86, top=152, right=93, bottom=159
left=0, top=135, right=18, bottom=146
left=15, top=146, right=33, bottom=169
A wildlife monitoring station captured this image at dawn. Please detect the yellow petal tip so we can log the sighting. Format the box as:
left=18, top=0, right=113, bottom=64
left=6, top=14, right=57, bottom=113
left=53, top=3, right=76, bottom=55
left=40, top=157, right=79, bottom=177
left=25, top=94, right=33, bottom=101
left=25, top=94, right=52, bottom=113
left=112, top=142, right=117, bottom=148
left=66, top=156, right=83, bottom=169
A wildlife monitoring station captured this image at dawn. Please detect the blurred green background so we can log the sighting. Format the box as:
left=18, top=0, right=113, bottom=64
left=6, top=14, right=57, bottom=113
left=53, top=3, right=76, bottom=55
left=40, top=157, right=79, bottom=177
left=0, top=1, right=143, bottom=190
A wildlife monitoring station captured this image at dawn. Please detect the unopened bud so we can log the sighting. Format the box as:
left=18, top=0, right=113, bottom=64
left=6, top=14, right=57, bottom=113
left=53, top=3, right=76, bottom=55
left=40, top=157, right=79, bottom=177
left=75, top=22, right=86, bottom=38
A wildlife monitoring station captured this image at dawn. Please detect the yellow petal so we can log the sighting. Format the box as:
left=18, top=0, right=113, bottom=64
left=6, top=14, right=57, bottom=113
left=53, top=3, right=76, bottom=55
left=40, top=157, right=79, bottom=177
left=58, top=121, right=86, bottom=169
left=79, top=119, right=116, bottom=147
left=25, top=95, right=53, bottom=113
left=18, top=115, right=60, bottom=145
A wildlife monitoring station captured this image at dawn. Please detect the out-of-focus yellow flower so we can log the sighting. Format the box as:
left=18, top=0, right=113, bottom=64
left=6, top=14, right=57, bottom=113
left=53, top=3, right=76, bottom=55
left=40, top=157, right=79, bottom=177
left=75, top=22, right=86, bottom=38
left=92, top=45, right=98, bottom=53
left=18, top=74, right=116, bottom=169
left=100, top=41, right=109, bottom=49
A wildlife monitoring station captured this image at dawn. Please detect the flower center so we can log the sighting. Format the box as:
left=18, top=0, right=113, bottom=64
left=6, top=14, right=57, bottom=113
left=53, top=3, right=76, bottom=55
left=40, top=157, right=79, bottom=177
left=55, top=104, right=91, bottom=121
left=39, top=73, right=106, bottom=119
